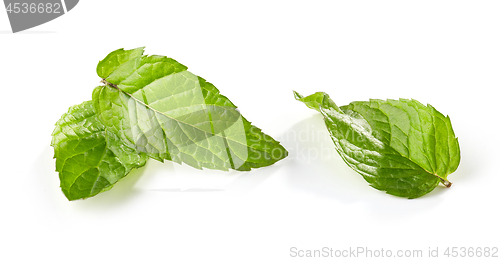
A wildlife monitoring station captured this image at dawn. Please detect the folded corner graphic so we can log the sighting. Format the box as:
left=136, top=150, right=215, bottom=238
left=3, top=0, right=79, bottom=33
left=65, top=0, right=77, bottom=11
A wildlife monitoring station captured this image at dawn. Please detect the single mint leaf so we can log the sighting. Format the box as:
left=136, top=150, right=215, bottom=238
left=294, top=91, right=460, bottom=199
left=51, top=101, right=147, bottom=200
left=94, top=48, right=287, bottom=171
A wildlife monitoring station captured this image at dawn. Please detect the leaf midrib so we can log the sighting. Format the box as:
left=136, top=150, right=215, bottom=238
left=100, top=80, right=253, bottom=152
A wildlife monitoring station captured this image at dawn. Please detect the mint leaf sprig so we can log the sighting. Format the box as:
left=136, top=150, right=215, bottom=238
left=51, top=48, right=288, bottom=200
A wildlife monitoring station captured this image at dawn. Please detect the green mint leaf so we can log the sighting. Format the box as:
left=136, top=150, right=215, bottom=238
left=51, top=101, right=147, bottom=200
left=294, top=91, right=460, bottom=199
left=52, top=47, right=287, bottom=200
left=95, top=48, right=287, bottom=171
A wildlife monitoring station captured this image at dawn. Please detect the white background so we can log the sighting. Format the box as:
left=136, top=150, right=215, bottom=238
left=1, top=1, right=499, bottom=260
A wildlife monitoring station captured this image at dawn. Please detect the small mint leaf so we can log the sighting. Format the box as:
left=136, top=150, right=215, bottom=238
left=295, top=91, right=460, bottom=198
left=51, top=101, right=147, bottom=200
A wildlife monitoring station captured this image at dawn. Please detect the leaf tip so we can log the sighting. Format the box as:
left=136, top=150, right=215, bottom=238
left=293, top=90, right=303, bottom=100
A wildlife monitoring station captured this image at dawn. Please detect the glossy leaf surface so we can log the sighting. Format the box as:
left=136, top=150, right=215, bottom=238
left=295, top=91, right=460, bottom=198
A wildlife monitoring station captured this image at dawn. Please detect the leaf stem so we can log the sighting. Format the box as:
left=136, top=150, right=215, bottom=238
left=440, top=178, right=452, bottom=188
left=101, top=78, right=119, bottom=89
